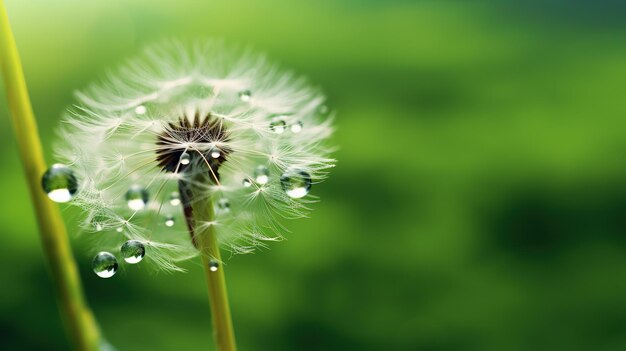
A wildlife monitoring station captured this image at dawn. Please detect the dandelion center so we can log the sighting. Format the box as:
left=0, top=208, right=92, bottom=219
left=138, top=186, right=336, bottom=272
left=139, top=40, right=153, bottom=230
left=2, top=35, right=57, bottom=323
left=155, top=113, right=231, bottom=180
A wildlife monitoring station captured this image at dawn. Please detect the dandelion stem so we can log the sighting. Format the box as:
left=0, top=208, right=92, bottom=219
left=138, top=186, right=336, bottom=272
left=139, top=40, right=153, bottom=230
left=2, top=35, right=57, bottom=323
left=0, top=1, right=101, bottom=350
left=186, top=186, right=237, bottom=351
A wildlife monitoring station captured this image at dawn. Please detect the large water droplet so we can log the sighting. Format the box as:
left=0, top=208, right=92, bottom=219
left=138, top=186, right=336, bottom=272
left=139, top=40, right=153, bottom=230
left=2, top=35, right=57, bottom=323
left=290, top=121, right=303, bottom=133
left=254, top=165, right=270, bottom=185
left=239, top=90, right=252, bottom=102
left=280, top=169, right=312, bottom=199
left=165, top=216, right=175, bottom=227
left=179, top=152, right=191, bottom=165
left=209, top=260, right=219, bottom=272
left=42, top=164, right=78, bottom=203
left=169, top=192, right=181, bottom=206
left=126, top=185, right=149, bottom=211
left=270, top=117, right=287, bottom=134
left=121, top=240, right=145, bottom=264
left=92, top=252, right=118, bottom=278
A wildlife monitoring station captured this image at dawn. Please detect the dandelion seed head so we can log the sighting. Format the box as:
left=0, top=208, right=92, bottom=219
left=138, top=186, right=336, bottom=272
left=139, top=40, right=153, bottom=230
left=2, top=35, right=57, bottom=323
left=53, top=39, right=335, bottom=271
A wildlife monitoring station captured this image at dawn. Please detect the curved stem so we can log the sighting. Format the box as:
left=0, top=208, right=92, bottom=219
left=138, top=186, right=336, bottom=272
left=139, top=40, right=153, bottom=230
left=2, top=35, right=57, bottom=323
left=187, top=188, right=237, bottom=351
left=0, top=1, right=101, bottom=350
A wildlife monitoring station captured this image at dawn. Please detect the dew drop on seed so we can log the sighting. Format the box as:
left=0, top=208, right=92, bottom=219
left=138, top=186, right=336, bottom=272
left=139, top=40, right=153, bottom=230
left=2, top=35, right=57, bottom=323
left=179, top=152, right=191, bottom=165
left=134, top=105, right=147, bottom=115
left=169, top=192, right=181, bottom=206
left=41, top=164, right=78, bottom=203
left=290, top=121, right=303, bottom=133
left=210, top=148, right=221, bottom=159
left=242, top=178, right=252, bottom=187
left=239, top=90, right=252, bottom=102
left=126, top=185, right=149, bottom=211
left=215, top=198, right=230, bottom=214
left=116, top=227, right=124, bottom=233
left=209, top=260, right=219, bottom=272
left=254, top=165, right=270, bottom=185
left=280, top=169, right=312, bottom=199
left=92, top=252, right=118, bottom=278
left=165, top=216, right=175, bottom=227
left=121, top=240, right=145, bottom=264
left=270, top=117, right=287, bottom=134
left=317, top=104, right=329, bottom=116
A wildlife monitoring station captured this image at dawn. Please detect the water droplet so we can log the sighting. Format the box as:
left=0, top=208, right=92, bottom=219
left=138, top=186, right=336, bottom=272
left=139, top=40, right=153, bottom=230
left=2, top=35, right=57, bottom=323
left=169, top=192, right=181, bottom=206
left=179, top=152, right=191, bottom=165
left=116, top=227, right=124, bottom=233
left=41, top=164, right=78, bottom=203
left=280, top=169, right=312, bottom=199
left=317, top=104, right=329, bottom=116
left=92, top=252, right=118, bottom=278
left=134, top=105, right=147, bottom=115
left=165, top=216, right=175, bottom=227
left=242, top=178, right=252, bottom=187
left=210, top=148, right=221, bottom=159
left=239, top=90, right=252, bottom=102
left=90, top=213, right=106, bottom=232
left=121, top=240, right=145, bottom=264
left=270, top=117, right=287, bottom=134
left=254, top=165, right=270, bottom=185
left=215, top=198, right=230, bottom=214
left=209, top=260, right=219, bottom=272
left=290, top=121, right=303, bottom=133
left=126, top=185, right=149, bottom=211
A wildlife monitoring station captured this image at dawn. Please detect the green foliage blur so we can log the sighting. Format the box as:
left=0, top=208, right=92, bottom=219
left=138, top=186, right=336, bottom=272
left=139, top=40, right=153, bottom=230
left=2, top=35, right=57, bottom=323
left=2, top=0, right=626, bottom=350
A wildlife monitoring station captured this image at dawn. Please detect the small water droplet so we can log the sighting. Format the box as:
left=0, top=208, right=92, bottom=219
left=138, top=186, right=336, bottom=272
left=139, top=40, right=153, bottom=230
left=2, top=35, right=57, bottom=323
left=134, top=105, right=147, bottom=115
left=215, top=198, right=230, bottom=214
left=42, top=164, right=78, bottom=203
left=254, top=165, right=270, bottom=185
left=239, top=90, right=252, bottom=102
left=92, top=252, right=118, bottom=278
left=242, top=178, right=252, bottom=187
left=165, top=216, right=175, bottom=227
left=179, top=152, right=191, bottom=165
left=290, top=121, right=303, bottom=133
left=116, top=227, right=124, bottom=233
left=126, top=185, right=149, bottom=211
left=280, top=169, right=312, bottom=199
left=209, top=260, right=219, bottom=272
left=210, top=148, right=221, bottom=159
left=270, top=117, right=287, bottom=134
left=95, top=223, right=103, bottom=232
left=169, top=192, right=181, bottom=206
left=121, top=240, right=145, bottom=264
left=317, top=104, right=329, bottom=116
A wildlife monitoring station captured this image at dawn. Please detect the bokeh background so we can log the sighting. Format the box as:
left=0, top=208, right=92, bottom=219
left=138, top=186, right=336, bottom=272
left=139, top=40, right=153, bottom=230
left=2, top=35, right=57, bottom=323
left=2, top=0, right=626, bottom=350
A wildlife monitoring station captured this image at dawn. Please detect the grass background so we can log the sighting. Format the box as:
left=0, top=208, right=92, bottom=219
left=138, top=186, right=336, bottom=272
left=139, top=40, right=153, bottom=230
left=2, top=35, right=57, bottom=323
left=2, top=0, right=626, bottom=350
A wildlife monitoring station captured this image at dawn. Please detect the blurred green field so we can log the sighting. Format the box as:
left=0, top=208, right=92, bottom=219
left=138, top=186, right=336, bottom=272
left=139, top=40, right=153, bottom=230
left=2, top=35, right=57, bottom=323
left=3, top=0, right=626, bottom=350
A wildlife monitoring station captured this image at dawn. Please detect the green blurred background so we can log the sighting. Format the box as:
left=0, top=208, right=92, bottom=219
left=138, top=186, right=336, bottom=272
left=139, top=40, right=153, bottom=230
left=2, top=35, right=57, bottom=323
left=3, top=0, right=626, bottom=350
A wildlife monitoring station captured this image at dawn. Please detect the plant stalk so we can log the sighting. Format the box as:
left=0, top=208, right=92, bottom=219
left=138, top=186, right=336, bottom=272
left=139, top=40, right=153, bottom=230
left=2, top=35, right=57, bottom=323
left=0, top=1, right=101, bottom=350
left=186, top=185, right=237, bottom=351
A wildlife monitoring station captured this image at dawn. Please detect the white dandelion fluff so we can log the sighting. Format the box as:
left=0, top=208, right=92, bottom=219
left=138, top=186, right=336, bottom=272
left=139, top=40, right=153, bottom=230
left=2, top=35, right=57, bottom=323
left=44, top=39, right=336, bottom=273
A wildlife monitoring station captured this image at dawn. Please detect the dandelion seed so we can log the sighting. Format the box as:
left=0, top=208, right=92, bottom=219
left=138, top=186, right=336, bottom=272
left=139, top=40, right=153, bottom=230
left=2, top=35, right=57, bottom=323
left=52, top=40, right=335, bottom=271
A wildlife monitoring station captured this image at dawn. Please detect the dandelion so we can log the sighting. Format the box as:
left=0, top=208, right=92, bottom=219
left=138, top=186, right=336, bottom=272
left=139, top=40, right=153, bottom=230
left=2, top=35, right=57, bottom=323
left=42, top=39, right=335, bottom=349
left=48, top=39, right=335, bottom=270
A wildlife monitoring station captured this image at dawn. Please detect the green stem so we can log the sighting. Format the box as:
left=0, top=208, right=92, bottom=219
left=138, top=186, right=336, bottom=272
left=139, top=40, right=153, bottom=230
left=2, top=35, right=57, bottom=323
left=192, top=194, right=237, bottom=351
left=0, top=1, right=101, bottom=350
